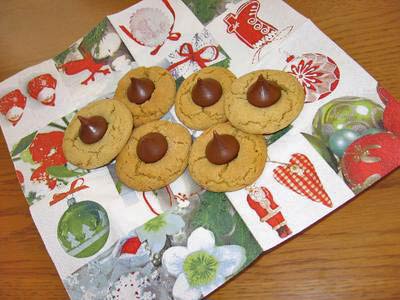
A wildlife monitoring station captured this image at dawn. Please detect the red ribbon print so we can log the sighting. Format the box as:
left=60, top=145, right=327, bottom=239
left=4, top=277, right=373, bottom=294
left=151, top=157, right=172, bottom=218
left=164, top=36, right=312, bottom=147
left=167, top=43, right=219, bottom=72
left=50, top=178, right=89, bottom=206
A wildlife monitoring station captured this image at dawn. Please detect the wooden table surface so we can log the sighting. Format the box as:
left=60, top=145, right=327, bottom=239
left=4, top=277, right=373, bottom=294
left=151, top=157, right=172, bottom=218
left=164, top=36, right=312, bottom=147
left=0, top=1, right=399, bottom=299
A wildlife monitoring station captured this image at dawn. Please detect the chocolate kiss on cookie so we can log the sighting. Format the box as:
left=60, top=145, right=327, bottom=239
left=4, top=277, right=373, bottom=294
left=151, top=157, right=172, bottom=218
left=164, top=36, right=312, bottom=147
left=78, top=115, right=108, bottom=144
left=247, top=75, right=281, bottom=108
left=137, top=132, right=168, bottom=163
left=127, top=77, right=155, bottom=104
left=206, top=132, right=240, bottom=165
left=191, top=78, right=223, bottom=107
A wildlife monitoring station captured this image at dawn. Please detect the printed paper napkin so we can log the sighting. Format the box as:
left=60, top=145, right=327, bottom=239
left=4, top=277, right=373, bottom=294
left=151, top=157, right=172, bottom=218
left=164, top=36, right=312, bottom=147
left=0, top=1, right=399, bottom=299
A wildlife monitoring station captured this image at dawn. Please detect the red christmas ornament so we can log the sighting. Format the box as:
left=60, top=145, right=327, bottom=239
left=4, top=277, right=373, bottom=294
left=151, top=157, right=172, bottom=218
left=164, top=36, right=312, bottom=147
left=285, top=53, right=340, bottom=103
left=377, top=86, right=400, bottom=136
left=246, top=186, right=291, bottom=238
left=27, top=73, right=57, bottom=106
left=341, top=132, right=400, bottom=193
left=377, top=85, right=396, bottom=106
left=0, top=89, right=27, bottom=126
left=273, top=153, right=333, bottom=207
left=120, top=236, right=142, bottom=255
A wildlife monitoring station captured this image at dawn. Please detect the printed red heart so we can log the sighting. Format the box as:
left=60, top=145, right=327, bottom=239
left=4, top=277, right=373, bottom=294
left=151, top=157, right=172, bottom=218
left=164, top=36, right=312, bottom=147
left=273, top=153, right=332, bottom=207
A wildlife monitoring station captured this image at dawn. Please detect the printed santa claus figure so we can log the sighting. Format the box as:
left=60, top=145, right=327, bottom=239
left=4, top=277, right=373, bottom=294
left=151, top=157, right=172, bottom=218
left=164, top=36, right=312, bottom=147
left=245, top=185, right=292, bottom=238
left=0, top=89, right=27, bottom=126
left=27, top=73, right=57, bottom=106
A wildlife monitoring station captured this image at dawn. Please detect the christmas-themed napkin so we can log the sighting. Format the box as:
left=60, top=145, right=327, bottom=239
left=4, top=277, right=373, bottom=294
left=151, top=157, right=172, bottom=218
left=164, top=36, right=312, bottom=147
left=0, top=1, right=399, bottom=300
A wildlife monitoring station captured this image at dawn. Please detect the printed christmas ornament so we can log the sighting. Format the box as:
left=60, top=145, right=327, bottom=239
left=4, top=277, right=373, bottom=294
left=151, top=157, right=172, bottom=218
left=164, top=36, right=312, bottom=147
left=245, top=185, right=292, bottom=238
left=341, top=132, right=400, bottom=193
left=120, top=0, right=181, bottom=55
left=285, top=53, right=340, bottom=103
left=27, top=73, right=57, bottom=106
left=377, top=84, right=395, bottom=106
left=273, top=153, right=332, bottom=207
left=328, top=129, right=360, bottom=158
left=57, top=198, right=110, bottom=258
left=312, top=96, right=384, bottom=144
left=380, top=89, right=400, bottom=135
left=0, top=89, right=27, bottom=126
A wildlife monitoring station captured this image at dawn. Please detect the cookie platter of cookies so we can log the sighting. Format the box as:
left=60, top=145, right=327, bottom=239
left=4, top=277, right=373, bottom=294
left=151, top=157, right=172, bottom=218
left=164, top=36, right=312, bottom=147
left=64, top=66, right=303, bottom=192
left=1, top=1, right=399, bottom=299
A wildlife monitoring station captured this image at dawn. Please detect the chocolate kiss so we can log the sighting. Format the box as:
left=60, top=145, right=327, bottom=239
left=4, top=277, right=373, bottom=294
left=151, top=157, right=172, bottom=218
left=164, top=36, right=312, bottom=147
left=191, top=78, right=223, bottom=107
left=127, top=77, right=155, bottom=104
left=206, top=132, right=240, bottom=165
left=137, top=132, right=168, bottom=163
left=78, top=115, right=108, bottom=144
left=247, top=75, right=281, bottom=108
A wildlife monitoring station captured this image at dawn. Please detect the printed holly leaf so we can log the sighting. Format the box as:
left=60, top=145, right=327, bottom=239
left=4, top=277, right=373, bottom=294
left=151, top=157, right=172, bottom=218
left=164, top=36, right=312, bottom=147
left=46, top=165, right=86, bottom=178
left=265, top=125, right=293, bottom=145
left=302, top=132, right=339, bottom=173
left=115, top=181, right=123, bottom=194
left=175, top=77, right=185, bottom=89
left=11, top=131, right=37, bottom=157
left=20, top=148, right=35, bottom=164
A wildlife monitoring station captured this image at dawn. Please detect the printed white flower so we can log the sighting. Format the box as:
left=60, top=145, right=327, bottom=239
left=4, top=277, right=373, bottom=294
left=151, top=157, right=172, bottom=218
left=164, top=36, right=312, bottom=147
left=162, top=227, right=246, bottom=300
left=136, top=213, right=185, bottom=253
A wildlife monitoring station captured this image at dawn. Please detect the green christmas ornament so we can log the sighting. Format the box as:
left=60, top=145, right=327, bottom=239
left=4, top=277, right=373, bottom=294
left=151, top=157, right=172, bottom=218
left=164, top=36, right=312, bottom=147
left=312, top=97, right=384, bottom=144
left=57, top=198, right=110, bottom=258
left=328, top=129, right=360, bottom=158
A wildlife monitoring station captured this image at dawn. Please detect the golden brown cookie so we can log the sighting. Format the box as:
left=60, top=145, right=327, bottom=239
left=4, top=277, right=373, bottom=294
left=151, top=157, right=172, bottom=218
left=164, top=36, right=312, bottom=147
left=116, top=120, right=192, bottom=191
left=63, top=99, right=133, bottom=169
left=175, top=67, right=236, bottom=130
left=115, top=66, right=176, bottom=127
left=225, top=70, right=305, bottom=134
left=188, top=122, right=267, bottom=192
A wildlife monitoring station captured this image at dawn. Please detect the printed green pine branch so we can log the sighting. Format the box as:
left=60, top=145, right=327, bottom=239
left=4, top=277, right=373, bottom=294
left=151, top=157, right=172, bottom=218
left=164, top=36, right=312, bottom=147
left=81, top=19, right=108, bottom=56
left=183, top=0, right=219, bottom=24
left=54, top=47, right=74, bottom=66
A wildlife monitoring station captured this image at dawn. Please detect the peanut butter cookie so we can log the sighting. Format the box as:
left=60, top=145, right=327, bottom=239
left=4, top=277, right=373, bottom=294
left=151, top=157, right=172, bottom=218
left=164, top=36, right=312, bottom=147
left=175, top=67, right=236, bottom=130
left=115, top=66, right=176, bottom=127
left=63, top=99, right=133, bottom=169
left=188, top=122, right=267, bottom=192
left=116, top=120, right=192, bottom=191
left=225, top=70, right=305, bottom=134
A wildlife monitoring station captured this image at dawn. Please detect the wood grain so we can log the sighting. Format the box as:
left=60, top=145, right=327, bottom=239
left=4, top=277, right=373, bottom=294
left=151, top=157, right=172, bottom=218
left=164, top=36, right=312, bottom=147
left=0, top=1, right=399, bottom=299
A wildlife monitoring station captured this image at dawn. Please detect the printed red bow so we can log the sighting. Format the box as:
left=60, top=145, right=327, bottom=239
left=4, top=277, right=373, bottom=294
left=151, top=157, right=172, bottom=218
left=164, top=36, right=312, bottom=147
left=273, top=153, right=333, bottom=208
left=166, top=43, right=219, bottom=72
left=50, top=178, right=89, bottom=206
